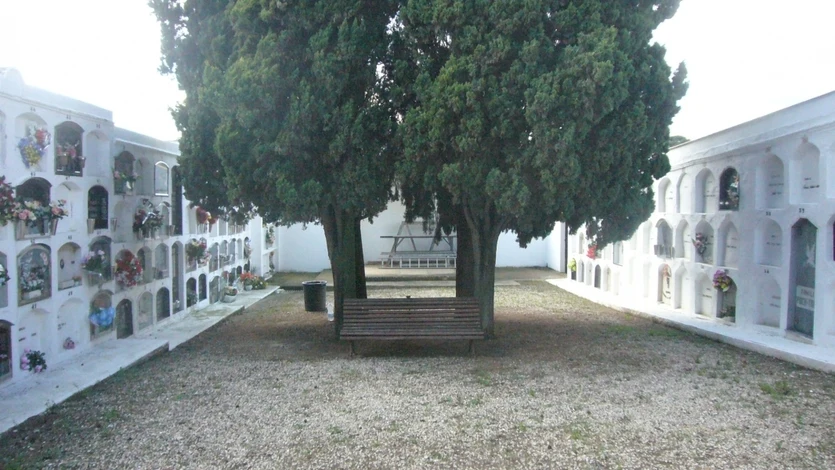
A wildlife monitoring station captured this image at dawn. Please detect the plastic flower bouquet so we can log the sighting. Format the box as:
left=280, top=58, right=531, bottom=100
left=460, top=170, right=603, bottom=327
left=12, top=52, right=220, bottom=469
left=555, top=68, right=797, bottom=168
left=713, top=270, right=734, bottom=292
left=20, top=349, right=47, bottom=373
left=17, top=126, right=51, bottom=169
left=81, top=250, right=109, bottom=275
left=114, top=251, right=143, bottom=288
left=0, top=176, right=16, bottom=226
left=89, top=306, right=115, bottom=327
left=692, top=232, right=708, bottom=256
left=186, top=239, right=207, bottom=262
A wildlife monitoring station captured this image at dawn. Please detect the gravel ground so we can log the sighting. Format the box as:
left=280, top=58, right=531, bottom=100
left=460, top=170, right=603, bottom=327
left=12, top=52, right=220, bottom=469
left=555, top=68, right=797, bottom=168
left=1, top=281, right=834, bottom=469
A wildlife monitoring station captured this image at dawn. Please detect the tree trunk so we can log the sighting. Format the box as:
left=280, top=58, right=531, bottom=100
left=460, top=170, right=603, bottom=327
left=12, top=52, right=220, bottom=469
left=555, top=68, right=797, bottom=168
left=462, top=205, right=501, bottom=338
left=321, top=205, right=365, bottom=336
left=354, top=217, right=367, bottom=299
left=454, top=206, right=475, bottom=297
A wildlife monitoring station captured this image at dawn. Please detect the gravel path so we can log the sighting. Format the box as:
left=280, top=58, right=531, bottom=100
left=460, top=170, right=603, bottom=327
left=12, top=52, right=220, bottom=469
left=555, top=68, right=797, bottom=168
left=2, top=282, right=834, bottom=469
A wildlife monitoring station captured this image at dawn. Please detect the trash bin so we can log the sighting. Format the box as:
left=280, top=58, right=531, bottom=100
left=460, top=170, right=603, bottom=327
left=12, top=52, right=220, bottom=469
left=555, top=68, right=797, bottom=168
left=302, top=280, right=327, bottom=312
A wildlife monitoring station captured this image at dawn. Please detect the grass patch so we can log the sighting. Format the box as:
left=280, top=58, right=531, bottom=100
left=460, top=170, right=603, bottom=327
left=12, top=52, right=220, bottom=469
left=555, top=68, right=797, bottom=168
left=759, top=380, right=794, bottom=399
left=471, top=368, right=493, bottom=386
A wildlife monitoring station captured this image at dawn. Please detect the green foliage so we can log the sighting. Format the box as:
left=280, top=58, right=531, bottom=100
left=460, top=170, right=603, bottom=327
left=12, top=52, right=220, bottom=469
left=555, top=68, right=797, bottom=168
left=396, top=0, right=687, bottom=249
left=151, top=0, right=398, bottom=225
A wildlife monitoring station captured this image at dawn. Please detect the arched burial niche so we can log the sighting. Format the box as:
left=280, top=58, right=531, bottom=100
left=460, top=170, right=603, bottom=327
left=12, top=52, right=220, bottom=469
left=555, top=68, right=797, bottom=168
left=757, top=154, right=785, bottom=209
left=116, top=298, right=135, bottom=338
left=137, top=247, right=153, bottom=285
left=756, top=219, right=782, bottom=266
left=718, top=167, right=740, bottom=211
left=18, top=244, right=51, bottom=305
left=87, top=185, right=109, bottom=231
left=186, top=278, right=197, bottom=307
left=15, top=112, right=49, bottom=171
left=717, top=222, right=740, bottom=268
left=756, top=277, right=781, bottom=328
left=154, top=162, right=170, bottom=196
left=0, top=320, right=11, bottom=382
left=694, top=169, right=716, bottom=213
left=154, top=244, right=169, bottom=280
left=788, top=218, right=816, bottom=337
left=673, top=266, right=688, bottom=310
left=658, top=264, right=672, bottom=305
left=210, top=276, right=221, bottom=303
left=56, top=242, right=82, bottom=290
left=54, top=121, right=84, bottom=176
left=171, top=166, right=183, bottom=235
left=199, top=274, right=207, bottom=301
left=795, top=139, right=820, bottom=204
left=655, top=220, right=673, bottom=259
left=677, top=172, right=692, bottom=214
left=15, top=178, right=52, bottom=238
left=657, top=178, right=672, bottom=212
left=56, top=298, right=86, bottom=353
left=157, top=287, right=171, bottom=321
left=172, top=242, right=184, bottom=313
left=717, top=273, right=737, bottom=322
left=0, top=252, right=9, bottom=308
left=90, top=291, right=115, bottom=339
left=576, top=260, right=584, bottom=283
left=676, top=220, right=692, bottom=260
left=694, top=273, right=716, bottom=317
left=593, top=265, right=601, bottom=289
left=113, top=151, right=136, bottom=195
left=84, top=130, right=109, bottom=178
left=693, top=220, right=714, bottom=264
left=0, top=110, right=5, bottom=165
left=137, top=292, right=153, bottom=331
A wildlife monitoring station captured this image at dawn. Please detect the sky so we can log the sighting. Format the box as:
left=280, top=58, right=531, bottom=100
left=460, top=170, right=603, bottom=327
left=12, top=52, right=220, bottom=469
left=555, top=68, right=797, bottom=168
left=2, top=0, right=834, bottom=142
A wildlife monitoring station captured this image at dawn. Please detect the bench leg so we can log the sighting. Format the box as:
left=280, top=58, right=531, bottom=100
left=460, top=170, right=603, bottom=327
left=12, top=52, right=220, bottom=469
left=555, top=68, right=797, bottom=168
left=350, top=340, right=356, bottom=356
left=468, top=340, right=474, bottom=355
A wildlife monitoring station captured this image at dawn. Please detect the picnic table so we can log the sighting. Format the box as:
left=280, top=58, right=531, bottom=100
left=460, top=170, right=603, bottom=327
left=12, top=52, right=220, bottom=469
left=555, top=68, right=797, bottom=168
left=380, top=222, right=456, bottom=268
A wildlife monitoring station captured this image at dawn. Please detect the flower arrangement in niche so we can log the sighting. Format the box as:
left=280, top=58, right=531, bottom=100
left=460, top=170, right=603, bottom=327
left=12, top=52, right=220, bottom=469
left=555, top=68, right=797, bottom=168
left=20, top=349, right=47, bottom=373
left=244, top=243, right=252, bottom=259
left=89, top=306, right=115, bottom=327
left=186, top=239, right=208, bottom=263
left=113, top=169, right=137, bottom=189
left=567, top=259, right=577, bottom=272
left=0, top=262, right=9, bottom=286
left=114, top=251, right=143, bottom=288
left=0, top=176, right=16, bottom=226
left=19, top=251, right=48, bottom=294
left=691, top=232, right=708, bottom=256
left=195, top=206, right=211, bottom=225
left=17, top=126, right=51, bottom=169
left=586, top=244, right=597, bottom=260
left=240, top=272, right=256, bottom=287
left=265, top=226, right=276, bottom=245
left=13, top=199, right=69, bottom=224
left=81, top=250, right=109, bottom=275
left=713, top=270, right=734, bottom=292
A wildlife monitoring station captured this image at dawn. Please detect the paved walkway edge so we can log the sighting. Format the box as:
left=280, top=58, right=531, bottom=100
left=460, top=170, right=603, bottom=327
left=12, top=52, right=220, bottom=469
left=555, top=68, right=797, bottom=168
left=0, top=288, right=281, bottom=435
left=549, top=279, right=835, bottom=374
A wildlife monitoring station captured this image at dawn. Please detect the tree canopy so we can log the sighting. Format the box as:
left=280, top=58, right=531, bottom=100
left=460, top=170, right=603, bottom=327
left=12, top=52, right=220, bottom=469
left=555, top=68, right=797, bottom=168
left=152, top=0, right=400, bottom=326
left=395, top=0, right=687, bottom=334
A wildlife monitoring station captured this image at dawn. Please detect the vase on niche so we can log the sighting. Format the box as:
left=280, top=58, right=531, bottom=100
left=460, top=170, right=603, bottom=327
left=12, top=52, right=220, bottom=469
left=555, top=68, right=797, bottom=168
left=23, top=289, right=42, bottom=300
left=87, top=218, right=96, bottom=234
left=43, top=219, right=58, bottom=236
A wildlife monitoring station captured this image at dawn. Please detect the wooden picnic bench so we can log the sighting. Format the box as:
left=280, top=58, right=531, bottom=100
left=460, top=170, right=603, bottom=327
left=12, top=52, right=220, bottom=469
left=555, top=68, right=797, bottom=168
left=340, top=297, right=484, bottom=355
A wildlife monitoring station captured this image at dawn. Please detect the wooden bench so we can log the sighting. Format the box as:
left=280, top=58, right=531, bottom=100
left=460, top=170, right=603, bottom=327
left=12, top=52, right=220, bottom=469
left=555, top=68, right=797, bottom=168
left=341, top=297, right=484, bottom=355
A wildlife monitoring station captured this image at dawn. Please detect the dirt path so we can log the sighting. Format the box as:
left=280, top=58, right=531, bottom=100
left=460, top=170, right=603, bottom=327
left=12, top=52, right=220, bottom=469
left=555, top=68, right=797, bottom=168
left=2, top=282, right=833, bottom=469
